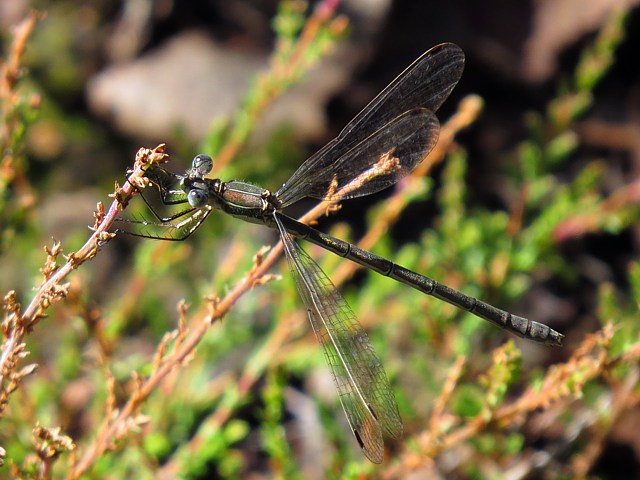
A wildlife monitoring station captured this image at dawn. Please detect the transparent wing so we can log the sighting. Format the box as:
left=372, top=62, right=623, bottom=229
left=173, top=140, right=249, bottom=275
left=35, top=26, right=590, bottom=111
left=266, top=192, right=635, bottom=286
left=275, top=214, right=402, bottom=463
left=275, top=43, right=464, bottom=207
left=276, top=109, right=438, bottom=206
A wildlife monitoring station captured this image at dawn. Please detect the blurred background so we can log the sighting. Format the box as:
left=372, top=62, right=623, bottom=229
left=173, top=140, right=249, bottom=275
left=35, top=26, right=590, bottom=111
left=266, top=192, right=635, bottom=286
left=2, top=0, right=640, bottom=478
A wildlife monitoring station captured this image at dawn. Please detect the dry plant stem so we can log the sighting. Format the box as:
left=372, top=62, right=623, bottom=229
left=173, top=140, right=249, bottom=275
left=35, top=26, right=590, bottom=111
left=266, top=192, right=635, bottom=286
left=427, top=355, right=466, bottom=438
left=553, top=176, right=640, bottom=242
left=215, top=0, right=341, bottom=169
left=155, top=96, right=481, bottom=476
left=385, top=326, right=614, bottom=476
left=0, top=11, right=40, bottom=147
left=0, top=11, right=42, bottom=211
left=153, top=98, right=479, bottom=475
left=71, top=174, right=346, bottom=479
left=332, top=94, right=483, bottom=287
left=77, top=96, right=478, bottom=476
left=156, top=313, right=302, bottom=480
left=571, top=365, right=640, bottom=477
left=284, top=0, right=340, bottom=73
left=0, top=146, right=166, bottom=412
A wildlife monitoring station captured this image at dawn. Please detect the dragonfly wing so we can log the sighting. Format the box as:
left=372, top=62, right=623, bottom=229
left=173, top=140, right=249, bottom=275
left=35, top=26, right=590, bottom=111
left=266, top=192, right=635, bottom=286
left=275, top=43, right=463, bottom=206
left=277, top=109, right=438, bottom=206
left=342, top=43, right=463, bottom=135
left=275, top=215, right=402, bottom=463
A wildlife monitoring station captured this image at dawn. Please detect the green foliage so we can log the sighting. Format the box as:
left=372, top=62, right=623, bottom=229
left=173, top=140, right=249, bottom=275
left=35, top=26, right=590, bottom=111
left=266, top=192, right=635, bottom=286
left=259, top=368, right=301, bottom=478
left=205, top=0, right=347, bottom=172
left=2, top=3, right=640, bottom=480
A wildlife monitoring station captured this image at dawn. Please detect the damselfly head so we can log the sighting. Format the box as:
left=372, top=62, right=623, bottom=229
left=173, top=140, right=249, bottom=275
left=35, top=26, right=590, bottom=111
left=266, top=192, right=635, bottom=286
left=187, top=188, right=209, bottom=207
left=189, top=154, right=213, bottom=178
left=181, top=175, right=211, bottom=207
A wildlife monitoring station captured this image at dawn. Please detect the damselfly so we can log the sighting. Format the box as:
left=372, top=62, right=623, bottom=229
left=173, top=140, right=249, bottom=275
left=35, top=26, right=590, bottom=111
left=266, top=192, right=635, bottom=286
left=115, top=43, right=563, bottom=463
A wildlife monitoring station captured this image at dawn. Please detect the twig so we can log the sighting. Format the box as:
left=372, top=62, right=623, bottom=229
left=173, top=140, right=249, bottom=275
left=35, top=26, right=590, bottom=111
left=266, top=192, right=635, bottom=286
left=0, top=11, right=43, bottom=207
left=331, top=94, right=483, bottom=287
left=215, top=0, right=343, bottom=169
left=385, top=326, right=614, bottom=476
left=152, top=95, right=481, bottom=476
left=71, top=158, right=352, bottom=478
left=0, top=145, right=166, bottom=418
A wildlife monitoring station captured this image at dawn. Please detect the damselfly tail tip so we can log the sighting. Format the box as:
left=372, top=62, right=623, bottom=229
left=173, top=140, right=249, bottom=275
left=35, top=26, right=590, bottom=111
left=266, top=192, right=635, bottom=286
left=512, top=314, right=564, bottom=347
left=545, top=330, right=564, bottom=347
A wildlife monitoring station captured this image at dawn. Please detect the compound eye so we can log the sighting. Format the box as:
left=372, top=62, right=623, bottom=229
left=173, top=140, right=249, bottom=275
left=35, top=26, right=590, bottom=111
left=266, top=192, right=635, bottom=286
left=192, top=154, right=213, bottom=176
left=188, top=188, right=208, bottom=207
